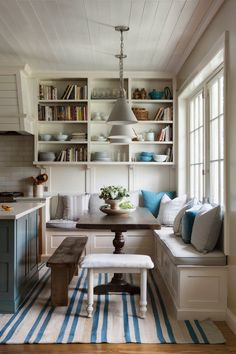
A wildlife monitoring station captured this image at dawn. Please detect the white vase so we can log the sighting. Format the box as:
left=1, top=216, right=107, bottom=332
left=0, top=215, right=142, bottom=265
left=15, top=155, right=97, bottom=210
left=105, top=199, right=122, bottom=210
left=33, top=184, right=44, bottom=198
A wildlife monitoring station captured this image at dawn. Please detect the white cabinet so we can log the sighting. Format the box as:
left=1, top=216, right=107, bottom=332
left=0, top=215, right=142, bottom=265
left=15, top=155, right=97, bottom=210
left=34, top=74, right=174, bottom=166
left=0, top=66, right=35, bottom=134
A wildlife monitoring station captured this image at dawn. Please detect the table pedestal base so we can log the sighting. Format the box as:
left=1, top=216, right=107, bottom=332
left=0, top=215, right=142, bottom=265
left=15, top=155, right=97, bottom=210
left=94, top=230, right=140, bottom=295
left=94, top=277, right=140, bottom=295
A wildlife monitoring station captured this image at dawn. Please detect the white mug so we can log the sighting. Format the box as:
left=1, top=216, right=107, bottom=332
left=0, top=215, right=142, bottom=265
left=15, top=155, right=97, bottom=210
left=146, top=132, right=155, bottom=141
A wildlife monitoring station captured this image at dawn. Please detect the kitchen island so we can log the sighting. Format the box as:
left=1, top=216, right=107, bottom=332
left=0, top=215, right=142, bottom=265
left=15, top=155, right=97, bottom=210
left=0, top=202, right=44, bottom=313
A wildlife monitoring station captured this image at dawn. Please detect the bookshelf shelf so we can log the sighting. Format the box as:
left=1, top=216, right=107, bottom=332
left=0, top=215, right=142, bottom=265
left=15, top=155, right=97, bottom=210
left=38, top=141, right=88, bottom=144
left=38, top=99, right=88, bottom=103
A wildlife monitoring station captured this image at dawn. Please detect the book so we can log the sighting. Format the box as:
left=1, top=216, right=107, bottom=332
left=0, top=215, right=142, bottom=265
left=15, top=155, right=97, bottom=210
left=61, top=85, right=70, bottom=99
left=163, top=106, right=173, bottom=121
left=154, top=107, right=164, bottom=121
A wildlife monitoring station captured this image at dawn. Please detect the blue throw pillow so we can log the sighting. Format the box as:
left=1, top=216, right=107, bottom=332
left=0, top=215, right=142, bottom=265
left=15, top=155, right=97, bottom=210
left=141, top=190, right=176, bottom=217
left=181, top=205, right=202, bottom=243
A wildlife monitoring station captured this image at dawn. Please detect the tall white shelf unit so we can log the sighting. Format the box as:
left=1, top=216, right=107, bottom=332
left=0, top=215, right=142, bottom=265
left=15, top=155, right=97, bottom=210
left=34, top=73, right=175, bottom=167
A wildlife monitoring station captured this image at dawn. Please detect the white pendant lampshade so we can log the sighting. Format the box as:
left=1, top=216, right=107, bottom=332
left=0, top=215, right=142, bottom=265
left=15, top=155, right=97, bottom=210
left=108, top=125, right=136, bottom=144
left=109, top=125, right=136, bottom=139
left=107, top=26, right=138, bottom=126
left=107, top=97, right=137, bottom=125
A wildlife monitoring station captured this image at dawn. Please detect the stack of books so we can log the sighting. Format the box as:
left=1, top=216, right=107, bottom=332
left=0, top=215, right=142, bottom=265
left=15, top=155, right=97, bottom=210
left=166, top=147, right=173, bottom=162
left=70, top=132, right=87, bottom=142
left=56, top=146, right=87, bottom=162
left=158, top=125, right=172, bottom=141
left=39, top=85, right=57, bottom=100
left=61, top=84, right=88, bottom=100
left=154, top=106, right=173, bottom=121
left=38, top=105, right=87, bottom=121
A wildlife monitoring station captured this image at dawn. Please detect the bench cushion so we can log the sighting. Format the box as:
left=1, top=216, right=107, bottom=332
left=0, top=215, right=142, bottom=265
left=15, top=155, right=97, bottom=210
left=154, top=228, right=226, bottom=266
left=47, top=219, right=77, bottom=229
left=80, top=254, right=154, bottom=269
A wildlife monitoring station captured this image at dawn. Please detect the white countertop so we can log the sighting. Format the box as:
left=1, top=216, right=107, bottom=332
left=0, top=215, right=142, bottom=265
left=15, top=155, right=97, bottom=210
left=16, top=196, right=52, bottom=201
left=0, top=202, right=45, bottom=220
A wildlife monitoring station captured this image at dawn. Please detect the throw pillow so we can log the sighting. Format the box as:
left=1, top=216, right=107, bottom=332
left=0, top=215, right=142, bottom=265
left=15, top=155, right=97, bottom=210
left=191, top=205, right=222, bottom=253
left=181, top=205, right=202, bottom=244
left=173, top=199, right=197, bottom=236
left=141, top=190, right=176, bottom=217
left=89, top=193, right=105, bottom=213
left=62, top=194, right=90, bottom=221
left=157, top=194, right=187, bottom=226
left=55, top=194, right=64, bottom=219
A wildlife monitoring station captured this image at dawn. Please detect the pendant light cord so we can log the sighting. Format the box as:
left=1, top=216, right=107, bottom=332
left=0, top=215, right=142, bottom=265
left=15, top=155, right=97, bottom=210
left=119, top=29, right=124, bottom=97
left=115, top=26, right=129, bottom=98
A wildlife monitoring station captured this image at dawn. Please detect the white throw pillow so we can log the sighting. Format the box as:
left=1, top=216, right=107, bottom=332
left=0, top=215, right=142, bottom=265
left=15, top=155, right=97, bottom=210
left=88, top=193, right=105, bottom=213
left=173, top=198, right=199, bottom=236
left=62, top=194, right=90, bottom=221
left=191, top=204, right=222, bottom=253
left=157, top=194, right=187, bottom=226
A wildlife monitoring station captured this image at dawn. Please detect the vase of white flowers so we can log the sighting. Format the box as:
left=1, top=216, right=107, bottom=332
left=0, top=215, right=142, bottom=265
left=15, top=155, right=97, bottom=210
left=99, top=185, right=129, bottom=210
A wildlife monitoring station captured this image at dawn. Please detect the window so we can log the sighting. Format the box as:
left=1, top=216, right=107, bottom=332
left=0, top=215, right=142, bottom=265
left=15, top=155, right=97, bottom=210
left=189, top=91, right=204, bottom=201
left=187, top=69, right=224, bottom=205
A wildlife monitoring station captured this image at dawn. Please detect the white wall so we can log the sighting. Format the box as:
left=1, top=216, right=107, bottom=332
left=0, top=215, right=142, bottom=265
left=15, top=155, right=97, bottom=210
left=0, top=135, right=39, bottom=195
left=47, top=165, right=176, bottom=195
left=176, top=0, right=236, bottom=320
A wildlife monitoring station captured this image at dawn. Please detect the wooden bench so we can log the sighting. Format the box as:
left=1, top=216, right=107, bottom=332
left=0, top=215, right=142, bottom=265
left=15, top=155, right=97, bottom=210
left=46, top=236, right=88, bottom=306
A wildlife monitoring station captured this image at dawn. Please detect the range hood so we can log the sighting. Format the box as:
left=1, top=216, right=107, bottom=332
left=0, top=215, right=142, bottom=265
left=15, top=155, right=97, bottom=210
left=0, top=65, right=35, bottom=135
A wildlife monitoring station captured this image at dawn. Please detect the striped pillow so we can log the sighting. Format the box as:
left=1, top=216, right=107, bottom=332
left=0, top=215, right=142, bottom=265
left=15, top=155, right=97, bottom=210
left=62, top=194, right=89, bottom=221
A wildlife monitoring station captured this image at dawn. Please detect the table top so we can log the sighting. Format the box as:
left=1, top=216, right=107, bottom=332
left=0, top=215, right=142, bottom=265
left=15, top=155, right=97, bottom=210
left=76, top=207, right=161, bottom=231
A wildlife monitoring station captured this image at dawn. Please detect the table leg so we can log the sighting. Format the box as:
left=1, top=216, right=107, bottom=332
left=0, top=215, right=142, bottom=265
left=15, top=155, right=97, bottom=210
left=94, top=230, right=140, bottom=295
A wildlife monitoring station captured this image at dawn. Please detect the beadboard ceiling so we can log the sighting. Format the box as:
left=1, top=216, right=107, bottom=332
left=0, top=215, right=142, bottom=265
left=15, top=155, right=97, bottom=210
left=0, top=0, right=223, bottom=74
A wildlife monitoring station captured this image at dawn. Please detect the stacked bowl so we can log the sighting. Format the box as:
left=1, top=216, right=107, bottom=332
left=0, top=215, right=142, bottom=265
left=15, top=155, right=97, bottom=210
left=93, top=151, right=111, bottom=162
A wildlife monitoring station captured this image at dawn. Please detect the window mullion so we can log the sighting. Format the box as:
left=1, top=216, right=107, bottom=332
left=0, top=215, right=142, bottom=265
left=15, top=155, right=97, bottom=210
left=203, top=84, right=209, bottom=202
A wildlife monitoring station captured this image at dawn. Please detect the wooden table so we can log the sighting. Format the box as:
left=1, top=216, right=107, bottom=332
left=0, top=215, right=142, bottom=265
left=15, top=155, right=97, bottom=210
left=76, top=207, right=161, bottom=295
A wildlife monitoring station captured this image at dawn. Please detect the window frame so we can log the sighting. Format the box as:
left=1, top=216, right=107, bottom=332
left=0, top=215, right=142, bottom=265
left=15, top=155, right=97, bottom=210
left=186, top=65, right=224, bottom=204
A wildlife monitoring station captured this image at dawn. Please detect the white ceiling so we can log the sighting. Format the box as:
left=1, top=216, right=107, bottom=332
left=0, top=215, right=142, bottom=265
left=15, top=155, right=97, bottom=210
left=0, top=0, right=223, bottom=74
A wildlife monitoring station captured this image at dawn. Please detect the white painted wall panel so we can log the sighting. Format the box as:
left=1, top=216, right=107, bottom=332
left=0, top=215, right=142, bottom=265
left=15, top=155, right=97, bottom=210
left=176, top=0, right=236, bottom=320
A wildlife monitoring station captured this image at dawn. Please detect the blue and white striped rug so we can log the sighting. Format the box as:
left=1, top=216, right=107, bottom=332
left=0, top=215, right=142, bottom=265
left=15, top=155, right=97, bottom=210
left=0, top=266, right=225, bottom=344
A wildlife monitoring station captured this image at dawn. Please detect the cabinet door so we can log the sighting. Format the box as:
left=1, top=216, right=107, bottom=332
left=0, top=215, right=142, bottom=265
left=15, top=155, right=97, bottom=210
left=28, top=211, right=38, bottom=275
left=16, top=215, right=28, bottom=292
left=0, top=221, right=15, bottom=303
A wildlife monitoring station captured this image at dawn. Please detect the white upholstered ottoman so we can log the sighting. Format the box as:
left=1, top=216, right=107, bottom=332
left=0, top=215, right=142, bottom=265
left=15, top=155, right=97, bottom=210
left=80, top=253, right=154, bottom=318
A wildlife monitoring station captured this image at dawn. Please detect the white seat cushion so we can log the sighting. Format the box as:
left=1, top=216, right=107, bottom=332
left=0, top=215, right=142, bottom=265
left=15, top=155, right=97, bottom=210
left=46, top=219, right=77, bottom=229
left=154, top=229, right=226, bottom=266
left=80, top=254, right=154, bottom=269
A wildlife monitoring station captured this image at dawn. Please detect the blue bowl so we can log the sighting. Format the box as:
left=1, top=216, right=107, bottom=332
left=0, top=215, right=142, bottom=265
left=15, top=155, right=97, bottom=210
left=140, top=152, right=153, bottom=157
left=139, top=155, right=153, bottom=162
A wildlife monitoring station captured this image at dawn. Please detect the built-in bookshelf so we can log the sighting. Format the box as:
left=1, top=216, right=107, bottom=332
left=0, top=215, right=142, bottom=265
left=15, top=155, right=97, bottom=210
left=34, top=75, right=174, bottom=166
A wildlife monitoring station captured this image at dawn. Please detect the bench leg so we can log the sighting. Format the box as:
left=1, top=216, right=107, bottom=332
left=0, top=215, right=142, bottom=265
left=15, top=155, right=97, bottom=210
left=87, top=268, right=94, bottom=318
left=140, top=269, right=147, bottom=318
left=51, top=267, right=69, bottom=306
left=74, top=265, right=79, bottom=276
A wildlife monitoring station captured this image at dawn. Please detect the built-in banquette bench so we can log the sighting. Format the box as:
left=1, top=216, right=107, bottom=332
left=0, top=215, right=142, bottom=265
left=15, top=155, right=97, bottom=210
left=45, top=192, right=227, bottom=320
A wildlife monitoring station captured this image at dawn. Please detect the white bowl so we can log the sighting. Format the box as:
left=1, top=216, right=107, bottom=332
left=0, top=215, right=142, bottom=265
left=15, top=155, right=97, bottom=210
left=153, top=154, right=168, bottom=162
left=53, top=134, right=68, bottom=141
left=38, top=152, right=56, bottom=161
left=39, top=134, right=52, bottom=141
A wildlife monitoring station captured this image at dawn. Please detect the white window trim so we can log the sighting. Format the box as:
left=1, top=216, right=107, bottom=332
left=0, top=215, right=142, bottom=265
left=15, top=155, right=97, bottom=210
left=177, top=32, right=228, bottom=254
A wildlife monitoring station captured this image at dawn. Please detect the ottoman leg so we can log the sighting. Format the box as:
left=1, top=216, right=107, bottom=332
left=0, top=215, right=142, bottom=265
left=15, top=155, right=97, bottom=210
left=140, top=269, right=147, bottom=318
left=87, top=268, right=94, bottom=318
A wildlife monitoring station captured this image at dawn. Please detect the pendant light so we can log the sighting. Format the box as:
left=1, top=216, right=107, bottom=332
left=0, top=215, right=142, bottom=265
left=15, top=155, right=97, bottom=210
left=108, top=125, right=136, bottom=143
left=107, top=26, right=138, bottom=126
